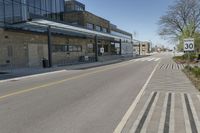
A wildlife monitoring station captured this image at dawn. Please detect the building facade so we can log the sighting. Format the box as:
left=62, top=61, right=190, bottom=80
left=0, top=0, right=134, bottom=69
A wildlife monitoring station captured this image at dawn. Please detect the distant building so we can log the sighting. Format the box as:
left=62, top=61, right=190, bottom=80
left=133, top=41, right=150, bottom=55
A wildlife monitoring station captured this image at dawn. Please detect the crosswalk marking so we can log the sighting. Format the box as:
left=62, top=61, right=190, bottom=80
left=140, top=92, right=159, bottom=133
left=129, top=92, right=155, bottom=133
left=126, top=92, right=200, bottom=133
left=159, top=64, right=186, bottom=70
left=134, top=58, right=161, bottom=62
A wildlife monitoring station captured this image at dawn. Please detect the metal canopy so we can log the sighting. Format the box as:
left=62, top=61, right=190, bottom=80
left=26, top=19, right=131, bottom=41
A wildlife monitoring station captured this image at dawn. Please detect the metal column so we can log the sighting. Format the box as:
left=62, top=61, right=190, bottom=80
left=47, top=26, right=52, bottom=67
left=119, top=39, right=122, bottom=55
left=95, top=35, right=98, bottom=62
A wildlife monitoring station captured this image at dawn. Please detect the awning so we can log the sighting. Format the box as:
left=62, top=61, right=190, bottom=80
left=27, top=19, right=131, bottom=41
left=6, top=18, right=132, bottom=41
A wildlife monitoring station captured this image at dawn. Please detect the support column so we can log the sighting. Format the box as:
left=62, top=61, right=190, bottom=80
left=95, top=35, right=98, bottom=62
left=47, top=26, right=52, bottom=67
left=139, top=42, right=141, bottom=55
left=119, top=39, right=122, bottom=55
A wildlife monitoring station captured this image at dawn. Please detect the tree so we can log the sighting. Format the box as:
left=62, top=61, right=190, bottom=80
left=158, top=0, right=200, bottom=40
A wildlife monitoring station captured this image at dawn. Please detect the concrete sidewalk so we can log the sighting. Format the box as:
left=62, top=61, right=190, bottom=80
left=0, top=56, right=142, bottom=81
left=121, top=56, right=200, bottom=133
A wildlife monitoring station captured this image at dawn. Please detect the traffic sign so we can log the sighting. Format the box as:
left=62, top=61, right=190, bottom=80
left=184, top=38, right=194, bottom=51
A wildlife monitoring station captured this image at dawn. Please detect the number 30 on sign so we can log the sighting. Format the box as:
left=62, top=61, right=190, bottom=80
left=184, top=38, right=194, bottom=51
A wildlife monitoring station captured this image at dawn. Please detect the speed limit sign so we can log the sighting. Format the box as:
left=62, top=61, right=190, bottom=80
left=184, top=38, right=194, bottom=51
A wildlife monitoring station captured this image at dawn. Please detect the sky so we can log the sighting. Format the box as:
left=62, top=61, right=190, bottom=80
left=77, top=0, right=175, bottom=48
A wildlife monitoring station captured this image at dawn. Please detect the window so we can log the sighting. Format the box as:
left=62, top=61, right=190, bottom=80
left=102, top=28, right=107, bottom=33
left=4, top=0, right=13, bottom=23
left=86, top=23, right=94, bottom=30
left=13, top=0, right=21, bottom=22
left=0, top=0, right=4, bottom=22
left=69, top=45, right=82, bottom=52
left=87, top=44, right=94, bottom=53
left=52, top=45, right=68, bottom=52
left=95, top=25, right=101, bottom=31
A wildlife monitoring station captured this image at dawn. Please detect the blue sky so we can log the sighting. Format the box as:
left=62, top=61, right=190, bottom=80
left=78, top=0, right=175, bottom=47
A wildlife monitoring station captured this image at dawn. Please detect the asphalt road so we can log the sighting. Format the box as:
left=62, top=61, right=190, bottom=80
left=0, top=54, right=162, bottom=133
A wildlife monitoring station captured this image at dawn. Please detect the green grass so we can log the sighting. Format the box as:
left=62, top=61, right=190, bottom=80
left=183, top=66, right=200, bottom=91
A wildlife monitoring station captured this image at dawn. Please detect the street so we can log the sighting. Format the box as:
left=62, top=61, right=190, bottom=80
left=0, top=53, right=199, bottom=133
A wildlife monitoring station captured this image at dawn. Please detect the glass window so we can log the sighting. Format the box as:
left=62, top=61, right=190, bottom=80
left=0, top=0, right=4, bottom=22
left=87, top=44, right=94, bottom=53
left=86, top=23, right=94, bottom=30
left=95, top=25, right=101, bottom=31
left=4, top=0, right=13, bottom=23
left=35, top=0, right=41, bottom=15
left=69, top=45, right=82, bottom=52
left=52, top=45, right=68, bottom=52
left=28, top=0, right=35, bottom=15
left=102, top=28, right=107, bottom=33
left=13, top=0, right=22, bottom=22
left=41, top=0, right=47, bottom=16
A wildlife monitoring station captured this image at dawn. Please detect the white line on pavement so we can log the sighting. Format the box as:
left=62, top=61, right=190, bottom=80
left=147, top=58, right=155, bottom=61
left=140, top=92, right=160, bottom=133
left=158, top=92, right=168, bottom=133
left=181, top=93, right=192, bottom=133
left=154, top=58, right=161, bottom=61
left=0, top=70, right=67, bottom=83
left=113, top=61, right=160, bottom=133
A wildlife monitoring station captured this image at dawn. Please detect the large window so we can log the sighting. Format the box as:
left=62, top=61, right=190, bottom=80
left=69, top=45, right=82, bottom=52
left=53, top=45, right=82, bottom=53
left=0, top=0, right=65, bottom=24
left=95, top=25, right=101, bottom=31
left=86, top=23, right=94, bottom=30
left=0, top=0, right=4, bottom=22
left=52, top=45, right=68, bottom=52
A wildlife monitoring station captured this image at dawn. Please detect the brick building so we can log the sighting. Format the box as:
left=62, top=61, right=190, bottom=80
left=0, top=0, right=133, bottom=69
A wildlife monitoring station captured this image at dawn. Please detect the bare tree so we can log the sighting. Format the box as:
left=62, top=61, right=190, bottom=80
left=158, top=0, right=200, bottom=40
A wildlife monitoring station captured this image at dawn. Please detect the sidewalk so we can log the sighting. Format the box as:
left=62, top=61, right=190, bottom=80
left=0, top=56, right=143, bottom=81
left=121, top=57, right=200, bottom=133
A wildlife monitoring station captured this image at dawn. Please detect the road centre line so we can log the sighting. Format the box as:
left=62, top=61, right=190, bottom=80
left=113, top=61, right=160, bottom=133
left=0, top=58, right=140, bottom=101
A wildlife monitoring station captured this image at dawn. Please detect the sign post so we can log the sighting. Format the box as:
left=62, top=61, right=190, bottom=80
left=184, top=38, right=195, bottom=66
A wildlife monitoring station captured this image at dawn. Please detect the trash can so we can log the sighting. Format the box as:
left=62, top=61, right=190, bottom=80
left=42, top=58, right=49, bottom=68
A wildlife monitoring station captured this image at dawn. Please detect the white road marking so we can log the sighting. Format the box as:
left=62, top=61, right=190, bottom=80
left=170, top=93, right=175, bottom=133
left=141, top=58, right=148, bottom=61
left=154, top=58, right=161, bottom=61
left=113, top=61, right=160, bottom=133
left=0, top=70, right=67, bottom=83
left=129, top=92, right=154, bottom=133
left=148, top=58, right=155, bottom=61
left=181, top=93, right=192, bottom=133
left=158, top=92, right=168, bottom=133
left=187, top=94, right=200, bottom=132
left=140, top=92, right=159, bottom=133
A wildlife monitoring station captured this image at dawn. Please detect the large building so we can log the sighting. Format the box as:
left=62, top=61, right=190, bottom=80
left=0, top=0, right=133, bottom=69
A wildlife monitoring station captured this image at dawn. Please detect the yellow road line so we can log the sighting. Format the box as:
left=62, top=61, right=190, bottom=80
left=0, top=60, right=136, bottom=100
